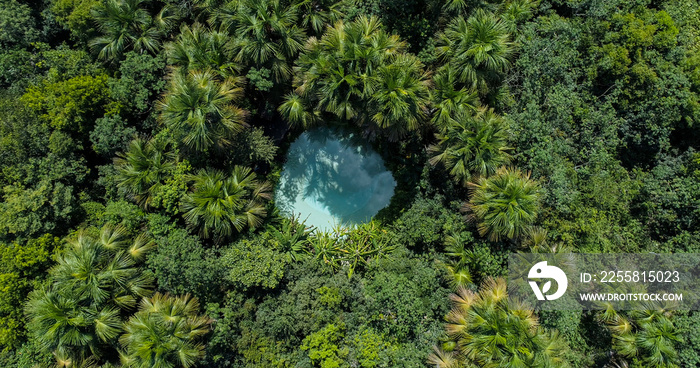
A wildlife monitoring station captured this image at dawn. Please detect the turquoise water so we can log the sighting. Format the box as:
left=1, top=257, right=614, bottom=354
left=275, top=128, right=396, bottom=232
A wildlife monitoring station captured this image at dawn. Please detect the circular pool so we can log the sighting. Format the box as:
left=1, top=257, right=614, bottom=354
left=275, top=128, right=396, bottom=231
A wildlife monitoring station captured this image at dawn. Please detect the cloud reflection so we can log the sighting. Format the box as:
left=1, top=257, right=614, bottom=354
left=275, top=128, right=397, bottom=231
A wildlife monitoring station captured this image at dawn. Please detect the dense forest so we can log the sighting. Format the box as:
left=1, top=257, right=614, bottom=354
left=0, top=0, right=699, bottom=366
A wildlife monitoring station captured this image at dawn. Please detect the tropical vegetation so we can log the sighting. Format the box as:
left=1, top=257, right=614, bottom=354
left=0, top=0, right=698, bottom=367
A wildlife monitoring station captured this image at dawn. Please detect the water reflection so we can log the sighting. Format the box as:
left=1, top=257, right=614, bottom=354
left=275, top=128, right=396, bottom=231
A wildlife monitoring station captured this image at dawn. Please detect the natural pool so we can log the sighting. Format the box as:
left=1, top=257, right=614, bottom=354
left=275, top=128, right=396, bottom=232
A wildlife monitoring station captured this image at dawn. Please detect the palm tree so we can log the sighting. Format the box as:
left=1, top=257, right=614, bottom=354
left=428, top=277, right=570, bottom=368
left=278, top=92, right=320, bottom=129
left=441, top=0, right=469, bottom=15
left=115, top=138, right=177, bottom=209
left=181, top=166, right=272, bottom=239
left=430, top=67, right=479, bottom=127
left=367, top=54, right=431, bottom=141
left=26, top=288, right=118, bottom=363
left=499, top=0, right=538, bottom=32
left=309, top=230, right=341, bottom=269
left=165, top=23, right=240, bottom=77
left=158, top=69, right=248, bottom=152
left=211, top=0, right=306, bottom=83
left=429, top=107, right=512, bottom=185
left=601, top=309, right=680, bottom=368
left=438, top=233, right=474, bottom=290
left=26, top=225, right=155, bottom=365
left=51, top=225, right=155, bottom=308
left=295, top=0, right=343, bottom=36
left=437, top=10, right=514, bottom=95
left=90, top=0, right=162, bottom=61
left=54, top=352, right=100, bottom=368
left=284, top=16, right=402, bottom=124
left=120, top=293, right=212, bottom=368
left=465, top=167, right=540, bottom=241
left=281, top=16, right=430, bottom=141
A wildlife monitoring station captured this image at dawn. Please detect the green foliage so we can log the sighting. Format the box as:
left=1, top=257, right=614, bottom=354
left=0, top=48, right=37, bottom=91
left=100, top=200, right=146, bottom=233
left=0, top=85, right=93, bottom=241
left=120, top=293, right=212, bottom=368
left=0, top=151, right=89, bottom=240
left=301, top=323, right=349, bottom=368
left=51, top=0, right=100, bottom=44
left=239, top=248, right=449, bottom=367
left=633, top=152, right=700, bottom=243
left=22, top=74, right=110, bottom=133
left=440, top=231, right=508, bottom=289
left=350, top=327, right=397, bottom=368
left=0, top=178, right=77, bottom=239
left=227, top=127, right=279, bottom=166
left=146, top=215, right=225, bottom=303
left=538, top=310, right=592, bottom=367
left=0, top=43, right=102, bottom=92
left=223, top=237, right=291, bottom=290
left=90, top=115, right=136, bottom=156
left=0, top=0, right=40, bottom=48
left=0, top=339, right=53, bottom=368
left=674, top=311, right=700, bottom=367
left=0, top=235, right=59, bottom=348
left=389, top=195, right=466, bottom=251
left=149, top=160, right=192, bottom=215
left=246, top=67, right=274, bottom=92
left=360, top=248, right=450, bottom=343
left=108, top=51, right=167, bottom=118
